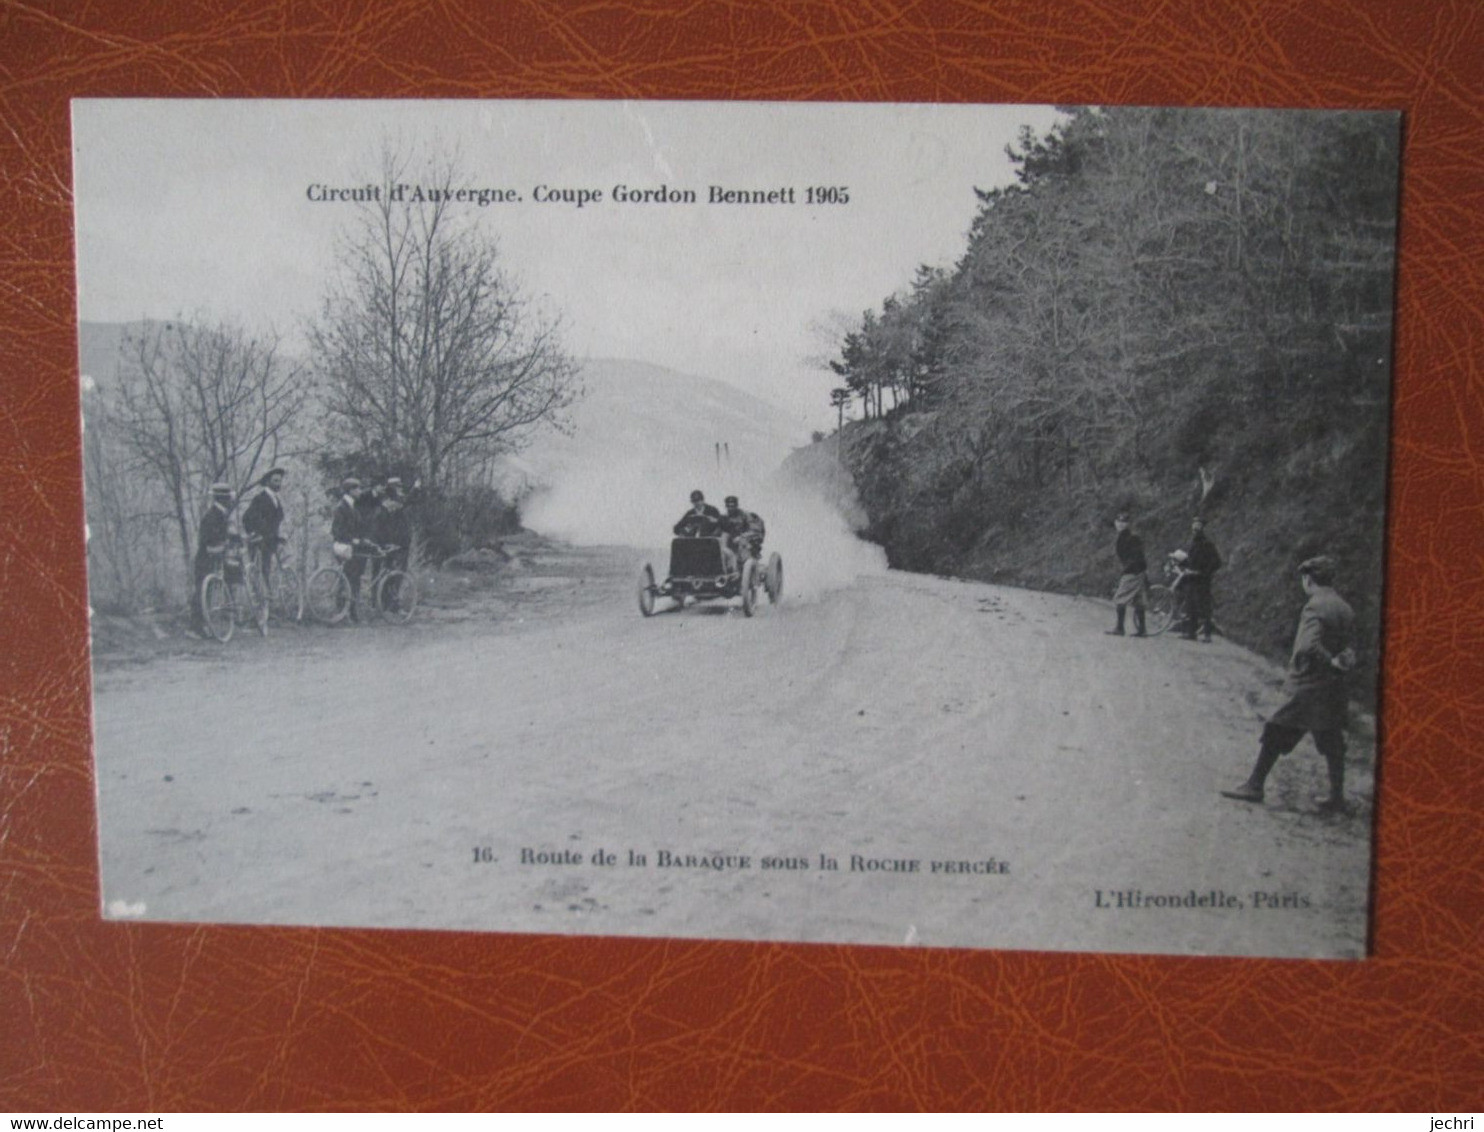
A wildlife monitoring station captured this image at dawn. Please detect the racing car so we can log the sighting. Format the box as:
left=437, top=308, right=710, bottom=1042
left=637, top=536, right=783, bottom=617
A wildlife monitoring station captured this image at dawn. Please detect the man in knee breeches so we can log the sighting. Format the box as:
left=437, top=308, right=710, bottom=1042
left=1221, top=555, right=1357, bottom=814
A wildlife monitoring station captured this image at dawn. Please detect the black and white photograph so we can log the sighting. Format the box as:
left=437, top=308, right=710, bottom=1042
left=75, top=99, right=1398, bottom=958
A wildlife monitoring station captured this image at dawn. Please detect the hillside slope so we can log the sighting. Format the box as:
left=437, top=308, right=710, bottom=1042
left=783, top=415, right=1389, bottom=710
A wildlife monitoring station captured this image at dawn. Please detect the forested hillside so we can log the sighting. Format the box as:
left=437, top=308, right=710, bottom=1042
left=807, top=107, right=1398, bottom=700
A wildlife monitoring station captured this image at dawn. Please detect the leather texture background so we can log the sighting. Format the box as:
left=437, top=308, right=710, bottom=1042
left=2, top=0, right=1481, bottom=1112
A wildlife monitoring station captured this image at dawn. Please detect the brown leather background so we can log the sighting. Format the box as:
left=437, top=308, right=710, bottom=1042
left=2, top=0, right=1481, bottom=1112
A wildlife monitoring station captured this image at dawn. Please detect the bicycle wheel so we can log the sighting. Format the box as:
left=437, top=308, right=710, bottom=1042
left=1145, top=585, right=1175, bottom=636
left=306, top=567, right=352, bottom=624
left=375, top=569, right=418, bottom=624
left=1169, top=588, right=1195, bottom=637
left=271, top=563, right=303, bottom=623
left=243, top=570, right=269, bottom=635
left=200, top=574, right=234, bottom=642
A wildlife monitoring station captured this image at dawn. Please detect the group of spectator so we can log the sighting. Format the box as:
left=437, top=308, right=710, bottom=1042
left=329, top=475, right=413, bottom=622
left=189, top=468, right=414, bottom=634
left=188, top=466, right=290, bottom=636
left=1107, top=514, right=1222, bottom=641
left=1105, top=512, right=1358, bottom=817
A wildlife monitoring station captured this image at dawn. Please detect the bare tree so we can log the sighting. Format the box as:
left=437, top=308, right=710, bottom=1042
left=310, top=146, right=578, bottom=492
left=109, top=318, right=307, bottom=583
left=81, top=385, right=166, bottom=611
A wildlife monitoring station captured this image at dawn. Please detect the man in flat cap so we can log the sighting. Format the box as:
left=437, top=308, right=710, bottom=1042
left=1221, top=556, right=1357, bottom=814
left=330, top=476, right=368, bottom=621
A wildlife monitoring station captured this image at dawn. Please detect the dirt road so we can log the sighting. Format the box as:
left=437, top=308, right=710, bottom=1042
left=92, top=544, right=1374, bottom=958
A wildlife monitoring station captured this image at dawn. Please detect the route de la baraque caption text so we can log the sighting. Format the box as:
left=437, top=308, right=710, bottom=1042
left=491, top=848, right=1314, bottom=912
left=493, top=847, right=1007, bottom=875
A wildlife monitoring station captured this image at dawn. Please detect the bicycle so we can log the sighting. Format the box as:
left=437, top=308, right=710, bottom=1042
left=199, top=537, right=268, bottom=642
left=1147, top=554, right=1221, bottom=638
left=305, top=543, right=418, bottom=625
left=247, top=537, right=303, bottom=624
left=1145, top=554, right=1192, bottom=637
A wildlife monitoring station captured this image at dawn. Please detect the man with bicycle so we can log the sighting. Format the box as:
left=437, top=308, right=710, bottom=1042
left=363, top=477, right=413, bottom=615
left=189, top=482, right=235, bottom=636
left=1180, top=517, right=1223, bottom=642
left=356, top=477, right=386, bottom=538
left=242, top=466, right=287, bottom=585
left=373, top=477, right=412, bottom=573
left=330, top=476, right=371, bottom=623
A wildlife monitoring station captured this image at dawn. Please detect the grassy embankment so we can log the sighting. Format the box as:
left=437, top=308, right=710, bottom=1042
left=781, top=410, right=1389, bottom=711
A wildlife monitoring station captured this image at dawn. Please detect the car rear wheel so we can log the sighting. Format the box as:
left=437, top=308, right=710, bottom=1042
left=764, top=553, right=783, bottom=604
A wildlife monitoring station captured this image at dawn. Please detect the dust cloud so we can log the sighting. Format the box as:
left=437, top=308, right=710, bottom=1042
left=521, top=449, right=887, bottom=602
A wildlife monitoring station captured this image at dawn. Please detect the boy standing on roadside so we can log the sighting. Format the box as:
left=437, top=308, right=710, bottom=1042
left=1107, top=511, right=1148, bottom=638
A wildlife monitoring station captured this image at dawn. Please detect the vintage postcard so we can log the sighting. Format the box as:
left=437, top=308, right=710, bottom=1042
left=75, top=100, right=1397, bottom=957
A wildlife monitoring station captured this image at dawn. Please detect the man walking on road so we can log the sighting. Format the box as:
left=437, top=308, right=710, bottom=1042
left=1107, top=511, right=1148, bottom=637
left=1181, top=517, right=1222, bottom=641
left=1221, top=556, right=1357, bottom=814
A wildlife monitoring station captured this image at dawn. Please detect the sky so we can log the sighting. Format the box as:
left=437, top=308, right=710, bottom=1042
left=73, top=99, right=1062, bottom=433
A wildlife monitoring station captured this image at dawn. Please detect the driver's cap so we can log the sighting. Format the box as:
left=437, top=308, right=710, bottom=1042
left=724, top=495, right=738, bottom=507
left=689, top=489, right=704, bottom=503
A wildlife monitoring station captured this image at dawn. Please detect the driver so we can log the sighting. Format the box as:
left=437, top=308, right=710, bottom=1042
left=674, top=488, right=735, bottom=573
left=720, top=495, right=765, bottom=563
left=673, top=489, right=723, bottom=538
